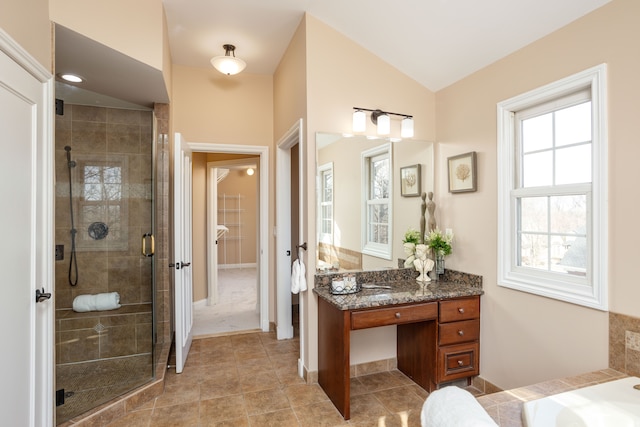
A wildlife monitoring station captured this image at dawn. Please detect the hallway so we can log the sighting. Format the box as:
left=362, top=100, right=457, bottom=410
left=192, top=267, right=260, bottom=337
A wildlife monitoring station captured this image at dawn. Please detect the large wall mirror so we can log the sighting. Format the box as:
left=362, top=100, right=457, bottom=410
left=316, top=132, right=434, bottom=272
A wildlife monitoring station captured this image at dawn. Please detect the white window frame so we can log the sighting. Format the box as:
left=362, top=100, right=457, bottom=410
left=497, top=64, right=608, bottom=310
left=361, top=143, right=393, bottom=260
left=317, top=162, right=334, bottom=244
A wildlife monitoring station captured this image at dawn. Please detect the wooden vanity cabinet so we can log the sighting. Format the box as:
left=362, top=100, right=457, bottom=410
left=317, top=292, right=482, bottom=420
left=436, top=296, right=480, bottom=383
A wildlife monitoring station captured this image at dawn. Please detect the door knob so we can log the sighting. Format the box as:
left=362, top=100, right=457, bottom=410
left=36, top=288, right=51, bottom=303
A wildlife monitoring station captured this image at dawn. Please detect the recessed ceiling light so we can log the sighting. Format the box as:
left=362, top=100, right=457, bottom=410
left=59, top=73, right=84, bottom=83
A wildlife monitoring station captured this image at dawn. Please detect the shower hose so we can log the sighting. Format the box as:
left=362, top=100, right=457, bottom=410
left=65, top=146, right=78, bottom=286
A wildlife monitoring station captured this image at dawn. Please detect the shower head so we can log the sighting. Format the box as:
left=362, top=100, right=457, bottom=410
left=64, top=146, right=71, bottom=152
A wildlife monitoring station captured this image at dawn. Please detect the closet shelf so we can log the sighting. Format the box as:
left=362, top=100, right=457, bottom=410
left=219, top=193, right=244, bottom=266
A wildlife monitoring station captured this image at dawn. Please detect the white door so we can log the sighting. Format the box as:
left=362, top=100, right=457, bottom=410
left=173, top=133, right=193, bottom=373
left=0, top=32, right=54, bottom=426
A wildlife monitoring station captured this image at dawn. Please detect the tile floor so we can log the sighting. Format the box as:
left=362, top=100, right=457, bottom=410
left=103, top=329, right=455, bottom=427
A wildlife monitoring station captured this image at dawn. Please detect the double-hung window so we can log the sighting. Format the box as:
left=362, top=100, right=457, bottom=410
left=318, top=162, right=333, bottom=244
left=497, top=64, right=608, bottom=310
left=362, top=144, right=392, bottom=259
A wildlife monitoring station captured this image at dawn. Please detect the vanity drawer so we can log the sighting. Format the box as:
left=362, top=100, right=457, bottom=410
left=439, top=297, right=480, bottom=323
left=351, top=302, right=437, bottom=330
left=437, top=342, right=479, bottom=383
left=438, top=319, right=480, bottom=346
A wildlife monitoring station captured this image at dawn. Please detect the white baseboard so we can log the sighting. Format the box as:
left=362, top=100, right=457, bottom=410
left=218, top=262, right=257, bottom=270
left=193, top=299, right=207, bottom=309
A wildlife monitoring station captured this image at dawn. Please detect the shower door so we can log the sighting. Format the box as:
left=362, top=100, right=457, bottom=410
left=54, top=103, right=155, bottom=424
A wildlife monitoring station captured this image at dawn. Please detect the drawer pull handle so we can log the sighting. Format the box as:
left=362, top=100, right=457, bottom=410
left=457, top=360, right=464, bottom=366
left=458, top=308, right=465, bottom=314
left=457, top=330, right=464, bottom=336
left=395, top=312, right=401, bottom=319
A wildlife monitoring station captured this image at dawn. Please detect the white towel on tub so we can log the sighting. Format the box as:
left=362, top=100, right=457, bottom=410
left=421, top=386, right=497, bottom=427
left=72, top=292, right=121, bottom=312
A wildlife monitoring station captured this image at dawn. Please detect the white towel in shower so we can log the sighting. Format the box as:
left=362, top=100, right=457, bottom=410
left=291, top=258, right=307, bottom=294
left=420, top=386, right=498, bottom=427
left=72, top=292, right=121, bottom=312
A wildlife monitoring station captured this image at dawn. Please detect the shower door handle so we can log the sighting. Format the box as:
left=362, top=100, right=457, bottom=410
left=35, top=288, right=52, bottom=303
left=142, top=233, right=155, bottom=257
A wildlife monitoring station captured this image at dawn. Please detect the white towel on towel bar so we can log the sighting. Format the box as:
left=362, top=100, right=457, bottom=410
left=291, top=258, right=307, bottom=294
left=420, top=386, right=497, bottom=427
left=72, top=292, right=121, bottom=312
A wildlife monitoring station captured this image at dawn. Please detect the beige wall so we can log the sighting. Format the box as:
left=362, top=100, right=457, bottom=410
left=302, top=14, right=437, bottom=369
left=49, top=0, right=165, bottom=71
left=171, top=65, right=274, bottom=310
left=435, top=0, right=639, bottom=389
left=217, top=168, right=259, bottom=265
left=1, top=0, right=51, bottom=70
left=191, top=153, right=208, bottom=302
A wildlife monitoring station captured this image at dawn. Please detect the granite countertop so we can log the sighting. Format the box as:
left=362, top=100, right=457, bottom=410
left=313, top=279, right=484, bottom=311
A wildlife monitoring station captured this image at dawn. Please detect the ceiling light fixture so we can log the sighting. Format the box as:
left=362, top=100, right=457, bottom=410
left=352, top=107, right=414, bottom=138
left=210, top=44, right=246, bottom=75
left=58, top=73, right=84, bottom=83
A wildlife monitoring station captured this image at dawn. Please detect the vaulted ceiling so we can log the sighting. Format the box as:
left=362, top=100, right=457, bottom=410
left=163, top=0, right=611, bottom=91
left=55, top=0, right=612, bottom=107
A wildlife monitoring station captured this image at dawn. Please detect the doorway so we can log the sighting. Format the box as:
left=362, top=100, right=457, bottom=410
left=275, top=119, right=305, bottom=374
left=193, top=155, right=260, bottom=336
left=178, top=141, right=270, bottom=338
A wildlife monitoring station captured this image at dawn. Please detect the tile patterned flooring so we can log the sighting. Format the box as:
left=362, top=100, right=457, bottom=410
left=104, top=330, right=446, bottom=427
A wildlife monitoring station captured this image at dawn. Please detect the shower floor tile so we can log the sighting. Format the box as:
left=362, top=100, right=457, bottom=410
left=56, top=354, right=153, bottom=424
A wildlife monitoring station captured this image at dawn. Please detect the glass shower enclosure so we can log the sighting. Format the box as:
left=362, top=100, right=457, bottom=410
left=54, top=100, right=155, bottom=423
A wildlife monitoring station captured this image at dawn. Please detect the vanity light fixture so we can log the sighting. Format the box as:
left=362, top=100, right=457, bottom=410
left=246, top=167, right=255, bottom=176
left=211, top=44, right=246, bottom=75
left=352, top=107, right=414, bottom=138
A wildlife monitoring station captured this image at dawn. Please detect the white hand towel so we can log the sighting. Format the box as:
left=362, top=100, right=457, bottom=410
left=73, top=292, right=121, bottom=312
left=420, top=386, right=497, bottom=427
left=291, top=259, right=300, bottom=294
left=297, top=257, right=307, bottom=292
left=291, top=258, right=307, bottom=294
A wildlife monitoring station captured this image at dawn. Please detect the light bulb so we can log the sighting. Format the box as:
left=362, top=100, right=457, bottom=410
left=353, top=110, right=366, bottom=133
left=401, top=117, right=414, bottom=138
left=377, top=114, right=390, bottom=135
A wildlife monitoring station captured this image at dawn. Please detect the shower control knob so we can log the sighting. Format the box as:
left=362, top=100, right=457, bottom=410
left=35, top=288, right=52, bottom=303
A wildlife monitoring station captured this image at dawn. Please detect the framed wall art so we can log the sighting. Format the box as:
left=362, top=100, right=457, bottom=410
left=448, top=151, right=477, bottom=193
left=400, top=164, right=421, bottom=197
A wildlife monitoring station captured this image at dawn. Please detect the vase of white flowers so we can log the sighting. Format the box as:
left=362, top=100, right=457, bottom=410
left=425, top=228, right=453, bottom=276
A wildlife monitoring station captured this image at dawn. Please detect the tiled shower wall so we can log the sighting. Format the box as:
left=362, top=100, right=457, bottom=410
left=153, top=103, right=171, bottom=348
left=609, top=311, right=640, bottom=376
left=55, top=104, right=154, bottom=361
